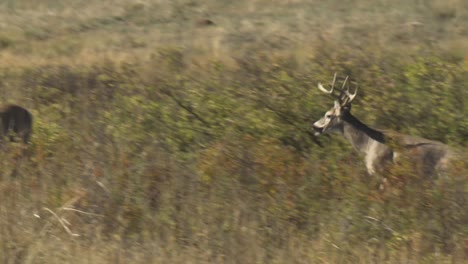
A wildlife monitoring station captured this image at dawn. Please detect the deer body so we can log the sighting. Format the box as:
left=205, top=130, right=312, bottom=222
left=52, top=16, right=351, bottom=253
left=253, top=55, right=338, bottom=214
left=0, top=104, right=33, bottom=144
left=339, top=112, right=392, bottom=175
left=312, top=74, right=452, bottom=177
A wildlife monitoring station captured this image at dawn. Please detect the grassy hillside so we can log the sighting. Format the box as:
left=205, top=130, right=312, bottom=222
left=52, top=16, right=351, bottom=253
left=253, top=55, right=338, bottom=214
left=0, top=1, right=467, bottom=263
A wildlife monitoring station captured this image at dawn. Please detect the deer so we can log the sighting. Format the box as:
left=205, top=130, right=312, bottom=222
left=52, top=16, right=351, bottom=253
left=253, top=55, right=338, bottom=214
left=0, top=104, right=33, bottom=144
left=312, top=73, right=453, bottom=178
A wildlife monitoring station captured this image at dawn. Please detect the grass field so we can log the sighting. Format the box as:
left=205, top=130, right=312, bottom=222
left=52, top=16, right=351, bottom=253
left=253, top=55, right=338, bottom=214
left=0, top=1, right=467, bottom=263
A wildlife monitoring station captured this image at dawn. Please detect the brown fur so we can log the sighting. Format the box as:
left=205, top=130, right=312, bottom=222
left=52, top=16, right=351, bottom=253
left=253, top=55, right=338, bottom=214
left=0, top=104, right=33, bottom=144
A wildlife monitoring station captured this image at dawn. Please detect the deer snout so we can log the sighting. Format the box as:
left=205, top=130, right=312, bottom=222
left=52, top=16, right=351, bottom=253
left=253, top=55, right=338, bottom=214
left=312, top=122, right=324, bottom=136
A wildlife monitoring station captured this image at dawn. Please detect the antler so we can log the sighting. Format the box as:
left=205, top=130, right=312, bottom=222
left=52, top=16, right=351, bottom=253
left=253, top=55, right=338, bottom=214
left=317, top=72, right=337, bottom=94
left=345, top=82, right=358, bottom=103
left=318, top=73, right=358, bottom=105
left=338, top=75, right=358, bottom=104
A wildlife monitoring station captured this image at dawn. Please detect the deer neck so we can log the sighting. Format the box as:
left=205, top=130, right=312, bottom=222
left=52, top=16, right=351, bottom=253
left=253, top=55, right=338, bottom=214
left=340, top=112, right=386, bottom=153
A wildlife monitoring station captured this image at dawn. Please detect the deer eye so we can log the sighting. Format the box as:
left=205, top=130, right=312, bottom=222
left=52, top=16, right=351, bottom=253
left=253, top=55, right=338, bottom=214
left=326, top=114, right=332, bottom=119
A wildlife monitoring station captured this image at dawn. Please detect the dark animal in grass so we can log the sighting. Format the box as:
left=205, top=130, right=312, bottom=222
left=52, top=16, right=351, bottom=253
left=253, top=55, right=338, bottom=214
left=0, top=104, right=33, bottom=144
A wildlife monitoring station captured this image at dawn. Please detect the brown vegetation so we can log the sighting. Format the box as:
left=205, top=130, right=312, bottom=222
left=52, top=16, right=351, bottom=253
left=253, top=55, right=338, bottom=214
left=196, top=19, right=216, bottom=27
left=0, top=0, right=467, bottom=263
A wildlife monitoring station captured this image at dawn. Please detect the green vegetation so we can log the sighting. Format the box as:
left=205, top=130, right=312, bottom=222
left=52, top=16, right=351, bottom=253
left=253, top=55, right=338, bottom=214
left=0, top=0, right=467, bottom=263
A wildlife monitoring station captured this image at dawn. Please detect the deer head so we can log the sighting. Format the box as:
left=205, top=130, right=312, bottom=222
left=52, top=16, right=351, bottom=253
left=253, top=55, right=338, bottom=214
left=312, top=73, right=358, bottom=136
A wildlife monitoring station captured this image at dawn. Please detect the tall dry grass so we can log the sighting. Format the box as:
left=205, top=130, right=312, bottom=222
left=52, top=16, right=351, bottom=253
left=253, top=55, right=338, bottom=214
left=0, top=1, right=466, bottom=263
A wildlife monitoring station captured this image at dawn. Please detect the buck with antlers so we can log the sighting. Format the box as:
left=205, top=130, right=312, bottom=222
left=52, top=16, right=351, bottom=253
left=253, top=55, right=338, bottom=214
left=312, top=73, right=453, bottom=177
